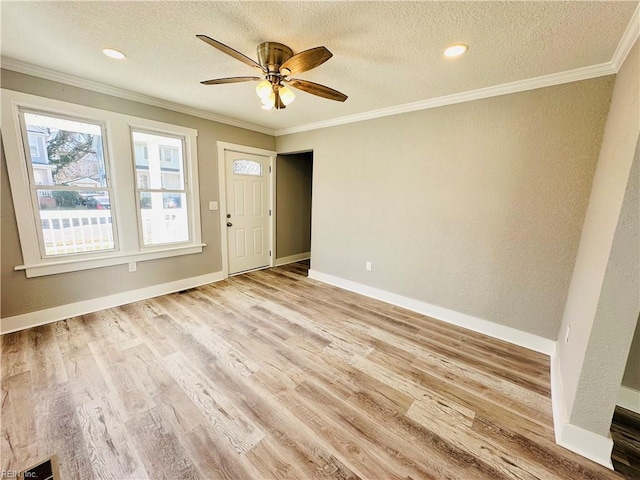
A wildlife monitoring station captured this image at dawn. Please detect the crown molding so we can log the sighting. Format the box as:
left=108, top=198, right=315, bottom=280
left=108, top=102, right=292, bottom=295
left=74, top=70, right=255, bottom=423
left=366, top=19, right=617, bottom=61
left=275, top=61, right=616, bottom=136
left=0, top=57, right=276, bottom=136
left=611, top=2, right=640, bottom=71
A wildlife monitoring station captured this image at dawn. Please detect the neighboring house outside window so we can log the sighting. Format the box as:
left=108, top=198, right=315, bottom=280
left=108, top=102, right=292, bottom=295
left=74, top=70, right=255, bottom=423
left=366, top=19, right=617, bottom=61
left=27, top=126, right=56, bottom=207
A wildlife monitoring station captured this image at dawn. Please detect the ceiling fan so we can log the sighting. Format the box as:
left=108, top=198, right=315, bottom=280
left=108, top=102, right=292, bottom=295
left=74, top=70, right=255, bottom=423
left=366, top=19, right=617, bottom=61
left=197, top=35, right=348, bottom=110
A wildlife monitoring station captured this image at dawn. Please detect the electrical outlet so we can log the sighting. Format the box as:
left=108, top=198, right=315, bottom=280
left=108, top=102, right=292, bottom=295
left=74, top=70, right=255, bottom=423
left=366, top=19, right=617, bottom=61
left=365, top=261, right=372, bottom=271
left=128, top=262, right=137, bottom=272
left=565, top=325, right=570, bottom=343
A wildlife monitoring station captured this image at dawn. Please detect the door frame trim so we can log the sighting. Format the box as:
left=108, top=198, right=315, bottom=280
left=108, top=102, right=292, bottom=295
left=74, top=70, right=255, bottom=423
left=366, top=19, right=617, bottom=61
left=217, top=142, right=276, bottom=279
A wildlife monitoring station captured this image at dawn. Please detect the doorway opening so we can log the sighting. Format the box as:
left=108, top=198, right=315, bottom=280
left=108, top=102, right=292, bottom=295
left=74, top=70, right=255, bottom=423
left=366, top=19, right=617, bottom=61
left=275, top=151, right=313, bottom=266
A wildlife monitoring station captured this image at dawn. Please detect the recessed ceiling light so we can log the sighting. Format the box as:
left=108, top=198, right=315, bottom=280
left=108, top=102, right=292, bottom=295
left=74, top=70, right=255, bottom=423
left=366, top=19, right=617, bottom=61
left=102, top=48, right=127, bottom=60
left=443, top=44, right=468, bottom=58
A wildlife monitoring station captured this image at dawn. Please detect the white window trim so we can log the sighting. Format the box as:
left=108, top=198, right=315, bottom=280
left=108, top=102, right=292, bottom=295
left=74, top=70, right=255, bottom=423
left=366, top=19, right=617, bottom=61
left=1, top=89, right=204, bottom=278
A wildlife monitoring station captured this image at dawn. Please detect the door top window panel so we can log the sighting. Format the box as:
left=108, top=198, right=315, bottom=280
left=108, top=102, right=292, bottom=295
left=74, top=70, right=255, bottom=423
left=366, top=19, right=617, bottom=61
left=233, top=159, right=262, bottom=176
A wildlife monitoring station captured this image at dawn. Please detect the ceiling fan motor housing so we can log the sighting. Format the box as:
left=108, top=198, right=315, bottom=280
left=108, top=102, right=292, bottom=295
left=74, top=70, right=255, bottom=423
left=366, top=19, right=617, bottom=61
left=257, top=42, right=293, bottom=74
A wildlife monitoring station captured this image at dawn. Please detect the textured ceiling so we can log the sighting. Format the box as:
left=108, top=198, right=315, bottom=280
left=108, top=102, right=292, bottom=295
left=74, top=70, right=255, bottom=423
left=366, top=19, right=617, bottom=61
left=1, top=1, right=637, bottom=132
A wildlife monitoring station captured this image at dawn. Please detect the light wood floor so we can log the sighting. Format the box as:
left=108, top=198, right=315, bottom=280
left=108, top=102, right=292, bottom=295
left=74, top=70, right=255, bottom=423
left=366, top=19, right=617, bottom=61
left=2, top=261, right=623, bottom=479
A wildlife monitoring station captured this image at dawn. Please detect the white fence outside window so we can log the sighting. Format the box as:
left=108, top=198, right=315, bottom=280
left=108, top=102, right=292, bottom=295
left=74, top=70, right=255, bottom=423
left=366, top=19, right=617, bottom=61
left=39, top=208, right=187, bottom=255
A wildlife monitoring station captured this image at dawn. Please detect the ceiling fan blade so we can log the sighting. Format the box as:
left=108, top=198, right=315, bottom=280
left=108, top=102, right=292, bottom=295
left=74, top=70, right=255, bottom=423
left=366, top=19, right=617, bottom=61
left=197, top=35, right=265, bottom=72
left=287, top=79, right=348, bottom=102
left=200, top=76, right=261, bottom=85
left=280, top=46, right=332, bottom=75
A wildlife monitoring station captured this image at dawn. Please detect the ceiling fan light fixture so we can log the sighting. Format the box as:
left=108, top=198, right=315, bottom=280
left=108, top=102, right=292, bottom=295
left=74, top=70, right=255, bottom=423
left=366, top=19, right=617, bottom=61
left=279, top=85, right=296, bottom=105
left=256, top=80, right=273, bottom=99
left=443, top=44, right=468, bottom=58
left=261, top=91, right=276, bottom=109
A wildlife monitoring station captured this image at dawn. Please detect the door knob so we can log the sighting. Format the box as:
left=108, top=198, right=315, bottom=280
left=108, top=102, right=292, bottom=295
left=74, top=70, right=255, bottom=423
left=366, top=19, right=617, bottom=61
left=227, top=222, right=233, bottom=227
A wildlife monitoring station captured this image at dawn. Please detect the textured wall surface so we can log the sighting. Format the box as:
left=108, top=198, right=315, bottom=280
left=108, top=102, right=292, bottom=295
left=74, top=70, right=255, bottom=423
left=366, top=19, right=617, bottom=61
left=570, top=142, right=639, bottom=435
left=276, top=152, right=313, bottom=259
left=557, top=42, right=640, bottom=423
left=1, top=70, right=274, bottom=318
left=277, top=76, right=614, bottom=339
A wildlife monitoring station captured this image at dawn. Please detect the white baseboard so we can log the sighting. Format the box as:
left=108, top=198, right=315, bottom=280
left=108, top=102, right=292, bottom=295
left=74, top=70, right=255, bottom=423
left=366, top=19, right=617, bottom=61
left=0, top=271, right=225, bottom=335
left=550, top=345, right=614, bottom=469
left=558, top=423, right=614, bottom=469
left=275, top=252, right=310, bottom=267
left=308, top=269, right=555, bottom=355
left=617, top=385, right=640, bottom=414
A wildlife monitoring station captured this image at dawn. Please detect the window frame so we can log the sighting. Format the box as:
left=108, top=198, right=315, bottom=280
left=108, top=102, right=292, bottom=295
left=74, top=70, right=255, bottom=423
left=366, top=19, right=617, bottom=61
left=18, top=107, right=120, bottom=259
left=1, top=89, right=204, bottom=278
left=130, top=128, right=193, bottom=249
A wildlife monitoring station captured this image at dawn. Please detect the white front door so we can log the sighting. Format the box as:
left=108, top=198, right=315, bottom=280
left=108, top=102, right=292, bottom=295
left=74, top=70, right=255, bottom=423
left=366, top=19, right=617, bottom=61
left=225, top=150, right=271, bottom=275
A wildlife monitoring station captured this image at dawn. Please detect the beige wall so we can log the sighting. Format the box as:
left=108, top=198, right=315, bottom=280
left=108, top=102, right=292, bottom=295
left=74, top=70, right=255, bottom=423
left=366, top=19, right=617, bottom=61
left=276, top=152, right=313, bottom=259
left=556, top=42, right=639, bottom=436
left=0, top=70, right=275, bottom=318
left=623, top=316, right=640, bottom=391
left=277, top=77, right=614, bottom=339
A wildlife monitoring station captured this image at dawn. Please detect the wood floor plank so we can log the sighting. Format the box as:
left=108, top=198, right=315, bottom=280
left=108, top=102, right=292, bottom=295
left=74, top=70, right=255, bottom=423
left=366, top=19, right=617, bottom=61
left=161, top=352, right=265, bottom=454
left=76, top=395, right=149, bottom=480
left=116, top=303, right=176, bottom=358
left=1, top=371, right=38, bottom=473
left=87, top=340, right=155, bottom=422
left=32, top=384, right=94, bottom=480
left=1, top=260, right=625, bottom=479
left=1, top=330, right=30, bottom=377
left=472, top=415, right=618, bottom=480
left=181, top=424, right=260, bottom=480
left=125, top=407, right=200, bottom=479
left=25, top=325, right=68, bottom=391
left=54, top=318, right=110, bottom=406
left=345, top=387, right=513, bottom=480
left=406, top=400, right=551, bottom=480
left=204, top=360, right=363, bottom=480
left=351, top=354, right=477, bottom=427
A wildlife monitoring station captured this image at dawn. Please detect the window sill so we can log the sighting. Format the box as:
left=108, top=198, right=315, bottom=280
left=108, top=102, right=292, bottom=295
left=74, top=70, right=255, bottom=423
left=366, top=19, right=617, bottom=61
left=15, top=243, right=207, bottom=278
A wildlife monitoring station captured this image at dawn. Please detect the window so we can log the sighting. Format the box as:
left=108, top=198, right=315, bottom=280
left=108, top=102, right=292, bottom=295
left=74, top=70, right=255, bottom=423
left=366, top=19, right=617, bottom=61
left=28, top=135, right=40, bottom=157
left=132, top=130, right=190, bottom=247
left=20, top=110, right=116, bottom=257
left=134, top=142, right=148, bottom=163
left=233, top=159, right=262, bottom=176
left=1, top=89, right=203, bottom=277
left=159, top=146, right=179, bottom=164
